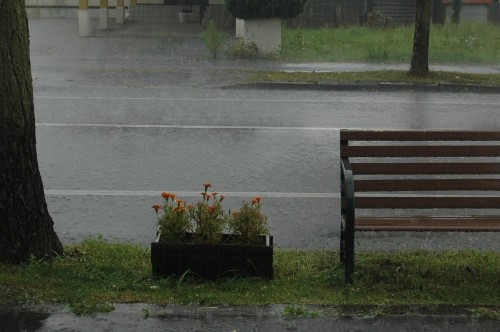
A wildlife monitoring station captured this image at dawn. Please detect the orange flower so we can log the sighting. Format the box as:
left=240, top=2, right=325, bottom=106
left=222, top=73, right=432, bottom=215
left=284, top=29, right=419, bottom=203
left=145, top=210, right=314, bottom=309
left=161, top=192, right=175, bottom=200
left=208, top=205, right=217, bottom=213
left=203, top=182, right=212, bottom=191
left=252, top=196, right=262, bottom=205
left=219, top=195, right=225, bottom=202
left=151, top=204, right=162, bottom=213
left=174, top=205, right=185, bottom=213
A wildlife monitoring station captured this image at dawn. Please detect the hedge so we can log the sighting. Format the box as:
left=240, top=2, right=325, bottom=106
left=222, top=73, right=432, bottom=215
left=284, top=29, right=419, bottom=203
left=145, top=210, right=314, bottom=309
left=225, top=0, right=308, bottom=20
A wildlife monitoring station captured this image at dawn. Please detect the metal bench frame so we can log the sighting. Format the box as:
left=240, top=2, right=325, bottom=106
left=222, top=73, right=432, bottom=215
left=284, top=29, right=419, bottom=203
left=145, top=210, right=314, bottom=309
left=339, top=129, right=500, bottom=283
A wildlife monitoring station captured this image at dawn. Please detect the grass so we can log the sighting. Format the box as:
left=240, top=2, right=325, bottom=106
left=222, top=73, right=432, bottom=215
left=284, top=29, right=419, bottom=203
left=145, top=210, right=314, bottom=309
left=255, top=22, right=500, bottom=86
left=280, top=22, right=500, bottom=64
left=0, top=238, right=499, bottom=315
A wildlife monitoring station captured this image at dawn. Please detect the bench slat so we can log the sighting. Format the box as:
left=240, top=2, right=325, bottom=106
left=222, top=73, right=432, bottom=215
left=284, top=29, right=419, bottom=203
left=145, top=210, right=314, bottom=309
left=340, top=129, right=500, bottom=283
left=351, top=163, right=500, bottom=175
left=355, top=217, right=500, bottom=232
left=356, top=196, right=500, bottom=209
left=354, top=179, right=500, bottom=191
left=341, top=130, right=500, bottom=141
left=341, top=145, right=500, bottom=158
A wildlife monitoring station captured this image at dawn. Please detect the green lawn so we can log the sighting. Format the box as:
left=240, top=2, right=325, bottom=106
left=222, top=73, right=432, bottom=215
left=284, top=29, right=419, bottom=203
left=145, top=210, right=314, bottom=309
left=1, top=239, right=499, bottom=315
left=280, top=22, right=500, bottom=64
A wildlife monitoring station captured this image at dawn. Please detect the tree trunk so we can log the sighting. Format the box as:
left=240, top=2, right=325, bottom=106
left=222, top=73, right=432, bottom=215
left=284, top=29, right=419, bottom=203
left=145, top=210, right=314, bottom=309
left=409, top=0, right=431, bottom=77
left=0, top=1, right=64, bottom=263
left=451, top=0, right=462, bottom=24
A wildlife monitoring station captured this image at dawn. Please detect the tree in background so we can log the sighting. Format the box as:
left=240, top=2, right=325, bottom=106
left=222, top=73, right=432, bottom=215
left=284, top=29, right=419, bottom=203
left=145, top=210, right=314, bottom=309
left=409, top=0, right=431, bottom=76
left=432, top=0, right=446, bottom=24
left=451, top=0, right=462, bottom=24
left=0, top=1, right=64, bottom=262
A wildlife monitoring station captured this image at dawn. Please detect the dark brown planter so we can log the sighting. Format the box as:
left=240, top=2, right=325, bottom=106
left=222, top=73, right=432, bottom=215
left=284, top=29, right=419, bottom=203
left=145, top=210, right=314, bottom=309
left=151, top=234, right=273, bottom=279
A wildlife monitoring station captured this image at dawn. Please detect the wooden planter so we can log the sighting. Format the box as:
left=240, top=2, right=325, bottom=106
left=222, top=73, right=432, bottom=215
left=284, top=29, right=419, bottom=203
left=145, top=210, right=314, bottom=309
left=151, top=234, right=273, bottom=279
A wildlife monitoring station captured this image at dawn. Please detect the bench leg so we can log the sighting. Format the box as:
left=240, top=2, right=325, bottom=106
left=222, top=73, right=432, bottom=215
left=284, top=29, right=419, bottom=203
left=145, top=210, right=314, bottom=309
left=340, top=219, right=346, bottom=263
left=340, top=215, right=354, bottom=283
left=340, top=158, right=355, bottom=283
left=344, top=226, right=354, bottom=284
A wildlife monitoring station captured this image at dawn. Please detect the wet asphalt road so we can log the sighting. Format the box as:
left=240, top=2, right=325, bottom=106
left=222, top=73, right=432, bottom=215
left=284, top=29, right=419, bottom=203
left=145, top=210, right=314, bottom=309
left=29, top=18, right=500, bottom=251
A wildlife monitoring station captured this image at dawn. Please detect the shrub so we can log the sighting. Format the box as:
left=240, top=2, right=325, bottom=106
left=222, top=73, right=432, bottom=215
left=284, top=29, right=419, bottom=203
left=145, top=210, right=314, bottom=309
left=229, top=39, right=259, bottom=59
left=225, top=0, right=308, bottom=20
left=228, top=196, right=268, bottom=245
left=152, top=183, right=269, bottom=245
left=153, top=193, right=191, bottom=243
left=201, top=20, right=228, bottom=59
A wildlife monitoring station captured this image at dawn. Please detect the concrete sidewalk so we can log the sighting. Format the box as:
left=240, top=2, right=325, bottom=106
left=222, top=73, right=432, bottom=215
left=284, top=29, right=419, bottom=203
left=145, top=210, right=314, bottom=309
left=2, top=303, right=499, bottom=332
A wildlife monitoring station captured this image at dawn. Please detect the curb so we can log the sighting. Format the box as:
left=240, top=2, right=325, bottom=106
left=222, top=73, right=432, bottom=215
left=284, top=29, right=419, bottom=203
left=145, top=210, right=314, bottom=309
left=225, top=81, right=500, bottom=93
left=2, top=303, right=498, bottom=318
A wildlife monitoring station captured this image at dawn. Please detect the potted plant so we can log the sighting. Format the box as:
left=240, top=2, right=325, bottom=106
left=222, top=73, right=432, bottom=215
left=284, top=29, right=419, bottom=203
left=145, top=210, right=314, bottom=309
left=178, top=8, right=193, bottom=24
left=225, top=0, right=307, bottom=54
left=150, top=183, right=273, bottom=279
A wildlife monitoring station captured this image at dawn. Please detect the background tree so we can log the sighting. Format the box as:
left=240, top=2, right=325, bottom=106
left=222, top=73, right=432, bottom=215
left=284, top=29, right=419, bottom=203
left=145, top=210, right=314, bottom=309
left=451, top=0, right=462, bottom=24
left=0, top=0, right=64, bottom=262
left=432, top=0, right=446, bottom=24
left=409, top=0, right=431, bottom=76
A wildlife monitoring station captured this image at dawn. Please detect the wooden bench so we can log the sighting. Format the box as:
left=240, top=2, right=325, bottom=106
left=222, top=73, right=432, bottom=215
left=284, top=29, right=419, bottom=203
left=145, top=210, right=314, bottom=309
left=339, top=129, right=500, bottom=283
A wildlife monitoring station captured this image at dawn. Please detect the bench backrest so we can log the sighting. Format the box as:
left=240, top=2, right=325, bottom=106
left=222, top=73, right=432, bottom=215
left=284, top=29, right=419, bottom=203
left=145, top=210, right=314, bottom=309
left=340, top=129, right=500, bottom=218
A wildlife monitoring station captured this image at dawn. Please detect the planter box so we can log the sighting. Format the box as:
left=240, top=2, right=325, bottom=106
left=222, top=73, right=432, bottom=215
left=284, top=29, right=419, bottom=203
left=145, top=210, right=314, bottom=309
left=243, top=18, right=281, bottom=55
left=151, top=234, right=273, bottom=279
left=178, top=12, right=193, bottom=24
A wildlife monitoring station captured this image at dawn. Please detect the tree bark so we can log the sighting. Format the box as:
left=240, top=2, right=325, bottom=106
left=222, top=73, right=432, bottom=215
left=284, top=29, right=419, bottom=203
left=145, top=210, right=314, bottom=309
left=409, top=0, right=431, bottom=77
left=0, top=1, right=63, bottom=263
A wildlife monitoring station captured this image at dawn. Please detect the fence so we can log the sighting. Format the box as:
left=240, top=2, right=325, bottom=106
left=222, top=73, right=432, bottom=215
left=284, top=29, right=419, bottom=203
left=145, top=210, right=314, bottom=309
left=288, top=0, right=419, bottom=27
left=26, top=0, right=499, bottom=37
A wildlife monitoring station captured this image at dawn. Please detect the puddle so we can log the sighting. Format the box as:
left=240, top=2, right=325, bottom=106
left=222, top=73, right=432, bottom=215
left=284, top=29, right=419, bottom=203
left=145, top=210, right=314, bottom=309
left=0, top=310, right=49, bottom=332
left=1, top=304, right=498, bottom=332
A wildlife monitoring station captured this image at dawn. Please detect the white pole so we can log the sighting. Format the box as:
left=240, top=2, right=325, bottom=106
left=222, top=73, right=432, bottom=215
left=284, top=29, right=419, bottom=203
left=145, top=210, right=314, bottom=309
left=116, top=0, right=125, bottom=24
left=99, top=0, right=109, bottom=30
left=78, top=0, right=90, bottom=36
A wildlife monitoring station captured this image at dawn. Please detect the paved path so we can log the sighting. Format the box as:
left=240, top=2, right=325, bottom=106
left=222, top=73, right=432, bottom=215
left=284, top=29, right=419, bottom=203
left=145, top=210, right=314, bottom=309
left=3, top=303, right=499, bottom=332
